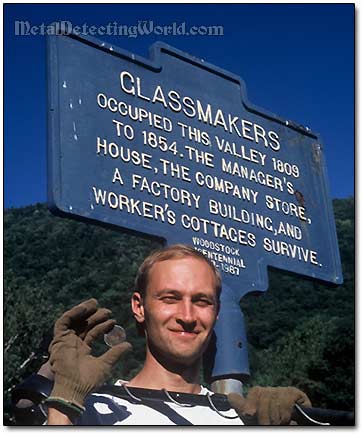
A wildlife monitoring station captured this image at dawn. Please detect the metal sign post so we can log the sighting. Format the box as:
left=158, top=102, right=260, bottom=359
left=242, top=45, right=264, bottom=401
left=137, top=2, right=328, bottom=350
left=47, top=26, right=343, bottom=391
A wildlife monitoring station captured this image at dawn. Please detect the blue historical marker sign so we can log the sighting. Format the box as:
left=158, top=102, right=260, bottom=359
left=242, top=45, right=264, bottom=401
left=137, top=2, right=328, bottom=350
left=47, top=29, right=343, bottom=380
left=47, top=30, right=342, bottom=298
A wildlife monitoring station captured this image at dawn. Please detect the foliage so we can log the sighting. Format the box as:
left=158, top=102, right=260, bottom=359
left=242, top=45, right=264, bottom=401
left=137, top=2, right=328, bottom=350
left=3, top=198, right=354, bottom=423
left=247, top=315, right=354, bottom=410
left=4, top=204, right=160, bottom=424
left=241, top=196, right=354, bottom=411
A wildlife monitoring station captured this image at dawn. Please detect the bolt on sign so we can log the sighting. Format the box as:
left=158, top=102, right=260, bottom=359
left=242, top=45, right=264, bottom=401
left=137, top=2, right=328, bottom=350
left=47, top=27, right=343, bottom=379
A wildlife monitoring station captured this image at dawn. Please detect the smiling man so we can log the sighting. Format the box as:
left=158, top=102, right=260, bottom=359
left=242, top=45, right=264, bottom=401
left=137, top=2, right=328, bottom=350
left=128, top=246, right=220, bottom=393
left=34, top=244, right=311, bottom=425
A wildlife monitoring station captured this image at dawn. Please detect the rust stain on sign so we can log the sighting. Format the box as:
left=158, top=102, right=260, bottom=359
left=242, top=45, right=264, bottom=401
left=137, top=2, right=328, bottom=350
left=294, top=190, right=306, bottom=208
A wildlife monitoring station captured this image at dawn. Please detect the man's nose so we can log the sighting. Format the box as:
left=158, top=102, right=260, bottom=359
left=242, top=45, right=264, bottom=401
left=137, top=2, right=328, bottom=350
left=176, top=300, right=197, bottom=330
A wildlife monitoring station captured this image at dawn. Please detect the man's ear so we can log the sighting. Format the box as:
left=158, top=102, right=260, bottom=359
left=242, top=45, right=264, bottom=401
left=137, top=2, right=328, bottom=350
left=131, top=291, right=145, bottom=324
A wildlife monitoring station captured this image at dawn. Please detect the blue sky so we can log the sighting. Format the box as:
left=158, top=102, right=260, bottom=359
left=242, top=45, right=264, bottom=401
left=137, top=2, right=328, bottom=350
left=4, top=3, right=354, bottom=208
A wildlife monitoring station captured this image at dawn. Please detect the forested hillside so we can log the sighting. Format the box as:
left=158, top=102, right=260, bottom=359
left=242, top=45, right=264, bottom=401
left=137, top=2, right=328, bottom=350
left=240, top=198, right=354, bottom=411
left=4, top=198, right=354, bottom=423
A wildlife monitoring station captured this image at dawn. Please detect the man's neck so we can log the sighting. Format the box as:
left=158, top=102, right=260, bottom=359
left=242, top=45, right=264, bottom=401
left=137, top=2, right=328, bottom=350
left=128, top=349, right=202, bottom=394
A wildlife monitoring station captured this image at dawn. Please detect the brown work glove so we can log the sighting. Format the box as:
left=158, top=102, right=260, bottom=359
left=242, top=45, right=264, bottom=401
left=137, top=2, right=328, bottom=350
left=38, top=300, right=116, bottom=381
left=228, top=386, right=312, bottom=425
left=47, top=298, right=131, bottom=416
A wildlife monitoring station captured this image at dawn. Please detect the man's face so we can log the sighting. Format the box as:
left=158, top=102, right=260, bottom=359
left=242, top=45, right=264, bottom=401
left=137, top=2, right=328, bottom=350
left=136, top=257, right=219, bottom=367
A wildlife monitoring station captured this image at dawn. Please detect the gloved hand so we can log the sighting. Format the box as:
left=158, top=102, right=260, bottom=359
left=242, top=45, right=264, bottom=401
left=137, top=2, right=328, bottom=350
left=46, top=298, right=131, bottom=417
left=38, top=300, right=117, bottom=381
left=228, top=386, right=312, bottom=425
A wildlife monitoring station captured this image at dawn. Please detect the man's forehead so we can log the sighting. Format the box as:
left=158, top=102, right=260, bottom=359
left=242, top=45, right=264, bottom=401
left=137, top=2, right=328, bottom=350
left=147, top=257, right=216, bottom=290
left=149, top=256, right=211, bottom=273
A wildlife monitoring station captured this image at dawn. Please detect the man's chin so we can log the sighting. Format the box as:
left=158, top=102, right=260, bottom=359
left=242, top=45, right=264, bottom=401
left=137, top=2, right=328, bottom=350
left=165, top=348, right=203, bottom=367
left=148, top=339, right=206, bottom=368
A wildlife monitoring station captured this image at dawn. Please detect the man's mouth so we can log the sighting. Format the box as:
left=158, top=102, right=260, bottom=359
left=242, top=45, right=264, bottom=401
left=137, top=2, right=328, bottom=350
left=169, top=329, right=199, bottom=336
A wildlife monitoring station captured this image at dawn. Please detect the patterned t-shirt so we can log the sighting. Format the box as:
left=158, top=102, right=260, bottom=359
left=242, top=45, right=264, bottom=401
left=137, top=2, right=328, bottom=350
left=75, top=383, right=243, bottom=426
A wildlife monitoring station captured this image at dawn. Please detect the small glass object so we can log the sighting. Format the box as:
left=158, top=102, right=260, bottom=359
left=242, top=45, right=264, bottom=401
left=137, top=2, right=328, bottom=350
left=104, top=325, right=127, bottom=347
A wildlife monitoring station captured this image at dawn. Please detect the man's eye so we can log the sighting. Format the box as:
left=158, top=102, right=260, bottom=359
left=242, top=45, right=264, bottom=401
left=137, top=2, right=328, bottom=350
left=161, top=296, right=178, bottom=303
left=195, top=299, right=213, bottom=307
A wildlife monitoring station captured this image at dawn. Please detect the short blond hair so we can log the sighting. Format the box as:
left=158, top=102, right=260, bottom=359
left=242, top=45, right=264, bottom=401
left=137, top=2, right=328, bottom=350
left=135, top=244, right=221, bottom=300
